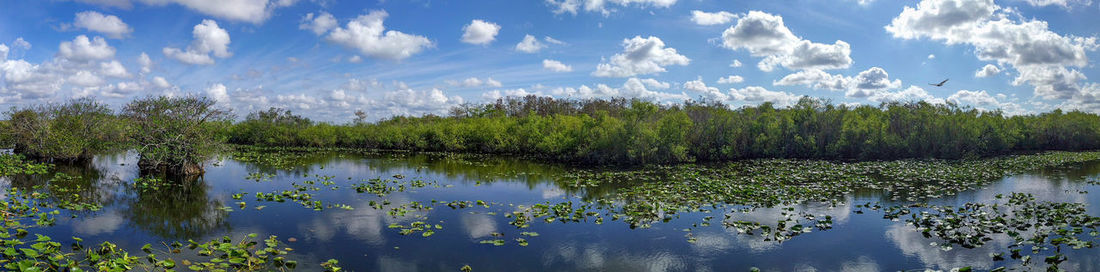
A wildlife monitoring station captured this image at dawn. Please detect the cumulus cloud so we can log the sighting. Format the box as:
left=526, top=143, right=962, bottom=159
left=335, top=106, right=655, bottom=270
left=482, top=88, right=541, bottom=101
left=691, top=10, right=737, bottom=25
left=59, top=35, right=116, bottom=62
left=947, top=89, right=1025, bottom=114
left=326, top=10, right=432, bottom=60
left=729, top=86, right=803, bottom=106
left=299, top=11, right=337, bottom=35
left=592, top=36, right=689, bottom=77
left=974, top=64, right=1001, bottom=78
left=152, top=76, right=172, bottom=88
left=461, top=20, right=501, bottom=45
left=543, top=59, right=573, bottom=72
left=546, top=0, right=677, bottom=15
left=163, top=19, right=232, bottom=65
left=98, top=60, right=130, bottom=78
left=516, top=34, right=545, bottom=53
left=516, top=35, right=564, bottom=53
left=72, top=11, right=133, bottom=39
left=730, top=59, right=742, bottom=67
left=78, top=0, right=299, bottom=24
left=684, top=77, right=727, bottom=101
left=206, top=83, right=230, bottom=104
left=774, top=67, right=901, bottom=98
left=717, top=75, right=744, bottom=84
left=382, top=88, right=463, bottom=116
left=869, top=85, right=943, bottom=103
left=137, top=52, right=152, bottom=74
left=885, top=0, right=1099, bottom=108
left=722, top=11, right=852, bottom=72
left=548, top=78, right=686, bottom=101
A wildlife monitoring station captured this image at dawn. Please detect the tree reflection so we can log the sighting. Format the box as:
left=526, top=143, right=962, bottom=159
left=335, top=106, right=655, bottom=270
left=121, top=174, right=228, bottom=240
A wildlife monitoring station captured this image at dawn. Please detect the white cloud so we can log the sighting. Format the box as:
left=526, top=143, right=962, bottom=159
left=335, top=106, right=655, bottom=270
left=544, top=36, right=566, bottom=45
left=152, top=76, right=172, bottom=88
left=206, top=83, right=230, bottom=104
left=447, top=77, right=501, bottom=88
left=847, top=67, right=902, bottom=97
left=592, top=36, right=690, bottom=77
left=684, top=77, right=728, bottom=101
left=1023, top=0, right=1093, bottom=9
left=382, top=88, right=463, bottom=116
left=516, top=34, right=545, bottom=53
left=722, top=11, right=852, bottom=72
left=486, top=77, right=502, bottom=87
left=549, top=78, right=686, bottom=101
left=729, top=86, right=803, bottom=106
left=927, top=54, right=935, bottom=59
left=774, top=67, right=901, bottom=98
left=0, top=44, right=7, bottom=61
left=326, top=10, right=433, bottom=60
left=774, top=69, right=850, bottom=91
left=137, top=52, right=152, bottom=74
left=461, top=20, right=501, bottom=45
left=98, top=60, right=130, bottom=78
left=69, top=70, right=105, bottom=87
left=974, top=64, right=1001, bottom=78
left=546, top=0, right=678, bottom=15
left=59, top=35, right=116, bottom=62
left=717, top=75, right=744, bottom=84
left=947, top=89, right=1024, bottom=114
left=885, top=0, right=1098, bottom=106
left=137, top=0, right=299, bottom=24
left=543, top=59, right=573, bottom=72
left=299, top=11, right=337, bottom=35
left=482, top=88, right=540, bottom=101
left=870, top=85, right=944, bottom=103
left=348, top=55, right=362, bottom=63
left=691, top=10, right=737, bottom=25
left=73, top=11, right=133, bottom=39
left=163, top=19, right=232, bottom=65
left=11, top=38, right=30, bottom=50
left=730, top=59, right=742, bottom=67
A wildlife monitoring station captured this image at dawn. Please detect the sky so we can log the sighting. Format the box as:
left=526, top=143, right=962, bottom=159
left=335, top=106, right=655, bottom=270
left=0, top=0, right=1098, bottom=122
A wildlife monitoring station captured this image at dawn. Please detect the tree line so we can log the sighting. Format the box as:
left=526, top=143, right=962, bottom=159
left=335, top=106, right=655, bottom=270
left=228, top=96, right=1100, bottom=164
left=4, top=95, right=1100, bottom=166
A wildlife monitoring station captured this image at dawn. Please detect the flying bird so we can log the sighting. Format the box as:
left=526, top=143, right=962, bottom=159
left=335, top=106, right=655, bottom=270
left=929, top=79, right=949, bottom=87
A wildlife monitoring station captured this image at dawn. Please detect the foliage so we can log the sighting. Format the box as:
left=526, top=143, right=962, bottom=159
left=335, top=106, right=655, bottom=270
left=2, top=98, right=126, bottom=161
left=226, top=96, right=1100, bottom=164
left=122, top=96, right=232, bottom=175
left=0, top=154, right=51, bottom=177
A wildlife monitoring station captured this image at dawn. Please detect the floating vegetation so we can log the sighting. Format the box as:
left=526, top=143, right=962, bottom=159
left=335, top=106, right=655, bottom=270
left=874, top=193, right=1100, bottom=270
left=560, top=151, right=1100, bottom=227
left=0, top=154, right=50, bottom=176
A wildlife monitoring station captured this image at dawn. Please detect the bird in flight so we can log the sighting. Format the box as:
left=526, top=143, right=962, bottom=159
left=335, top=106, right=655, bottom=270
left=929, top=79, right=949, bottom=87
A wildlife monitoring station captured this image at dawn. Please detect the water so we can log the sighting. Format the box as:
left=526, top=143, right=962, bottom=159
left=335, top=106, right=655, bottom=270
left=3, top=150, right=1100, bottom=271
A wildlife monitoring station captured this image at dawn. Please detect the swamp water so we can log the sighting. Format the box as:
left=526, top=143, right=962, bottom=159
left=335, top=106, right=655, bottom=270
left=3, top=150, right=1100, bottom=271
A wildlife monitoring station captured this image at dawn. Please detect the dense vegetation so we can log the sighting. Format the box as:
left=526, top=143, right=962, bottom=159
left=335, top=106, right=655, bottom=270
left=6, top=96, right=1100, bottom=165
left=2, top=98, right=126, bottom=161
left=227, top=96, right=1100, bottom=164
left=123, top=96, right=232, bottom=175
left=1, top=96, right=229, bottom=175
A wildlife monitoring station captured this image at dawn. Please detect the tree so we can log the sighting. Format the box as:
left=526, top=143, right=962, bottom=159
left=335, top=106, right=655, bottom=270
left=123, top=96, right=232, bottom=176
left=4, top=98, right=124, bottom=161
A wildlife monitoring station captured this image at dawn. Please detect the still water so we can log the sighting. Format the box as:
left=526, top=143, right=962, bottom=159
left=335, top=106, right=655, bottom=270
left=3, top=150, right=1100, bottom=271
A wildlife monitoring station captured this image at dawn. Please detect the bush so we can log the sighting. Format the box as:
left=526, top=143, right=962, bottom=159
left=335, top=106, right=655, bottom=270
left=123, top=96, right=232, bottom=176
left=3, top=98, right=124, bottom=161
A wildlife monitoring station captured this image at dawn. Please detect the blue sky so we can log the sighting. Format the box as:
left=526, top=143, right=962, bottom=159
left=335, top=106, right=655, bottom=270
left=1, top=0, right=1098, bottom=121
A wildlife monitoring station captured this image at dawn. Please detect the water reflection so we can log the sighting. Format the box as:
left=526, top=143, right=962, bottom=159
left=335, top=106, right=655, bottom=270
left=121, top=175, right=228, bottom=239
